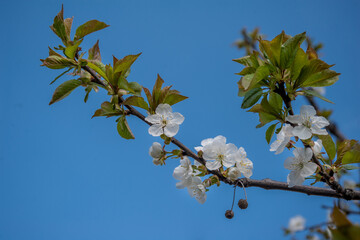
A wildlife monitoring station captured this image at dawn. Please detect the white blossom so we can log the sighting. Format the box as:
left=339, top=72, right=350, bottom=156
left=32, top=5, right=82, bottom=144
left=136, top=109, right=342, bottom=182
left=313, top=139, right=323, bottom=156
left=187, top=176, right=207, bottom=204
left=202, top=135, right=237, bottom=170
left=173, top=157, right=195, bottom=189
left=288, top=215, right=306, bottom=233
left=145, top=104, right=184, bottom=137
left=149, top=142, right=163, bottom=165
left=344, top=180, right=356, bottom=190
left=194, top=136, right=221, bottom=152
left=286, top=105, right=329, bottom=140
left=284, top=148, right=317, bottom=187
left=270, top=124, right=294, bottom=154
left=228, top=147, right=253, bottom=180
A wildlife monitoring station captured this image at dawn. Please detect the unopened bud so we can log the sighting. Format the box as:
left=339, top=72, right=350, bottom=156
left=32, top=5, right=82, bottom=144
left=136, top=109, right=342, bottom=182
left=225, top=210, right=234, bottom=219
left=238, top=199, right=248, bottom=209
left=117, top=89, right=128, bottom=96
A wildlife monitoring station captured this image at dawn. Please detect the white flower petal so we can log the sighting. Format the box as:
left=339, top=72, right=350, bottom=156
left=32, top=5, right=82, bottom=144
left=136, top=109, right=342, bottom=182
left=201, top=138, right=214, bottom=147
left=145, top=114, right=162, bottom=124
left=313, top=139, right=323, bottom=155
left=311, top=127, right=328, bottom=136
left=300, top=162, right=317, bottom=177
left=148, top=124, right=163, bottom=136
left=213, top=135, right=227, bottom=145
left=293, top=126, right=312, bottom=140
left=304, top=147, right=313, bottom=161
left=155, top=103, right=172, bottom=116
left=286, top=115, right=302, bottom=124
left=171, top=112, right=185, bottom=124
left=206, top=160, right=221, bottom=170
left=222, top=155, right=236, bottom=168
left=284, top=157, right=297, bottom=170
left=287, top=171, right=305, bottom=187
left=164, top=123, right=179, bottom=137
left=300, top=105, right=316, bottom=118
left=225, top=143, right=238, bottom=155
left=149, top=142, right=162, bottom=158
left=194, top=146, right=203, bottom=152
left=312, top=116, right=330, bottom=128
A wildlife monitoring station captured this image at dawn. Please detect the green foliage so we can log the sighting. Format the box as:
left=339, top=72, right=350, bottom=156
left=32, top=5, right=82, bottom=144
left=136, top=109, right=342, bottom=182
left=279, top=32, right=306, bottom=69
left=144, top=74, right=188, bottom=113
left=49, top=79, right=82, bottom=105
left=302, top=89, right=334, bottom=104
left=74, top=20, right=109, bottom=41
left=265, top=123, right=277, bottom=144
left=335, top=140, right=359, bottom=166
left=123, top=96, right=149, bottom=110
left=317, top=135, right=336, bottom=160
left=330, top=206, right=360, bottom=240
left=92, top=101, right=123, bottom=118
left=241, top=88, right=263, bottom=109
left=117, top=115, right=135, bottom=139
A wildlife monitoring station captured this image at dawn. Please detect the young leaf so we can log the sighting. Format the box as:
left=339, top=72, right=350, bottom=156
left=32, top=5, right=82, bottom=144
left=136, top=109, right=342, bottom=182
left=265, top=123, right=277, bottom=144
left=64, top=39, right=83, bottom=59
left=247, top=65, right=270, bottom=90
left=123, top=96, right=149, bottom=110
left=241, top=87, right=263, bottom=109
left=50, top=68, right=72, bottom=85
left=113, top=53, right=142, bottom=75
left=342, top=142, right=360, bottom=165
left=302, top=89, right=334, bottom=104
left=280, top=32, right=306, bottom=69
left=317, top=134, right=336, bottom=160
left=268, top=92, right=283, bottom=111
left=259, top=31, right=283, bottom=67
left=50, top=6, right=69, bottom=45
left=74, top=20, right=109, bottom=40
left=41, top=55, right=76, bottom=69
left=335, top=140, right=358, bottom=166
left=49, top=79, right=82, bottom=105
left=88, top=40, right=101, bottom=61
left=163, top=92, right=188, bottom=105
left=117, top=115, right=135, bottom=139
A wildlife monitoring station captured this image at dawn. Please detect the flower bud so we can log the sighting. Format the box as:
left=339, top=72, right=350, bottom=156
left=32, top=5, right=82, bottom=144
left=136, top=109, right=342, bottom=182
left=238, top=199, right=248, bottom=209
left=117, top=89, right=128, bottom=96
left=225, top=210, right=234, bottom=219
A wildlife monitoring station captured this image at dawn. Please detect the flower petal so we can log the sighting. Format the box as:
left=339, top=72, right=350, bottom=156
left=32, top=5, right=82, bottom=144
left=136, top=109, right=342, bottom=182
left=206, top=160, right=221, bottom=170
left=286, top=115, right=302, bottom=124
left=145, top=114, right=162, bottom=124
left=300, top=105, right=316, bottom=118
left=148, top=124, right=163, bottom=136
left=300, top=162, right=317, bottom=177
left=287, top=171, right=305, bottom=187
left=171, top=112, right=185, bottom=124
left=155, top=103, right=172, bottom=116
left=312, top=116, right=330, bottom=128
left=293, top=126, right=312, bottom=140
left=164, top=123, right=179, bottom=137
left=284, top=157, right=297, bottom=170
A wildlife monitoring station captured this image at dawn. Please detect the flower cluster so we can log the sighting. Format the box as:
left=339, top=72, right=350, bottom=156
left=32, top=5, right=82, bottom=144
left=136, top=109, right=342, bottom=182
left=196, top=135, right=253, bottom=179
left=287, top=215, right=306, bottom=234
left=268, top=105, right=329, bottom=187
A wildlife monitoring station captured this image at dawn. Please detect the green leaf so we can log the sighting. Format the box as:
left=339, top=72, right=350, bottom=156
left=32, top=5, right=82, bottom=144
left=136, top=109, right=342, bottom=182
left=318, top=135, right=336, bottom=160
left=128, top=82, right=142, bottom=96
left=302, top=89, right=334, bottom=104
left=117, top=115, right=135, bottom=139
left=335, top=140, right=359, bottom=166
left=92, top=101, right=122, bottom=118
left=241, top=87, right=263, bottom=109
left=236, top=67, right=256, bottom=76
left=123, top=96, right=149, bottom=110
left=268, top=92, right=283, bottom=111
left=163, top=92, right=188, bottom=105
left=74, top=20, right=109, bottom=40
left=239, top=73, right=254, bottom=91
left=331, top=206, right=352, bottom=228
left=143, top=87, right=153, bottom=110
left=86, top=60, right=108, bottom=81
left=50, top=6, right=69, bottom=45
left=50, top=68, right=72, bottom=85
left=302, top=70, right=340, bottom=87
left=64, top=39, right=83, bottom=59
left=41, top=55, right=76, bottom=69
left=342, top=142, right=360, bottom=165
left=290, top=48, right=308, bottom=81
left=152, top=74, right=165, bottom=105
left=88, top=40, right=101, bottom=61
left=49, top=79, right=82, bottom=105
left=259, top=31, right=283, bottom=67
left=233, top=56, right=252, bottom=66
left=294, top=59, right=336, bottom=88
left=113, top=53, right=141, bottom=75
left=280, top=32, right=306, bottom=69
left=265, top=123, right=277, bottom=144
left=247, top=65, right=270, bottom=90
left=64, top=17, right=73, bottom=40
left=341, top=164, right=360, bottom=170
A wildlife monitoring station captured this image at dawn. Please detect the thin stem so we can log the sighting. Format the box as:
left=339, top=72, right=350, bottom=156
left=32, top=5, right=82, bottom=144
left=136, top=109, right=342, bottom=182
left=230, top=186, right=237, bottom=211
left=237, top=178, right=248, bottom=200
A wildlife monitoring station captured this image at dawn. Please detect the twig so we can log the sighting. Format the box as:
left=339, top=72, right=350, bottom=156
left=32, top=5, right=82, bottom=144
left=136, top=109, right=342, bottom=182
left=82, top=66, right=360, bottom=201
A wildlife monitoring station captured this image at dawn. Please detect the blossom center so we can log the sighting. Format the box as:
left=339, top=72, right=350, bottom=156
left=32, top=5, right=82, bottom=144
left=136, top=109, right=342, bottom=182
left=217, top=154, right=225, bottom=161
left=303, top=117, right=312, bottom=128
left=161, top=117, right=168, bottom=127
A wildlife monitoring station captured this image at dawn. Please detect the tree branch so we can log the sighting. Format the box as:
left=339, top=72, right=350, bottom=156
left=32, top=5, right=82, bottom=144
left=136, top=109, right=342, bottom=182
left=82, top=66, right=360, bottom=201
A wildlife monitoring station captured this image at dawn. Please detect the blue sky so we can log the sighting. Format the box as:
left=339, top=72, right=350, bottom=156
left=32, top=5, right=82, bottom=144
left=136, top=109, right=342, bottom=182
left=1, top=0, right=360, bottom=239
